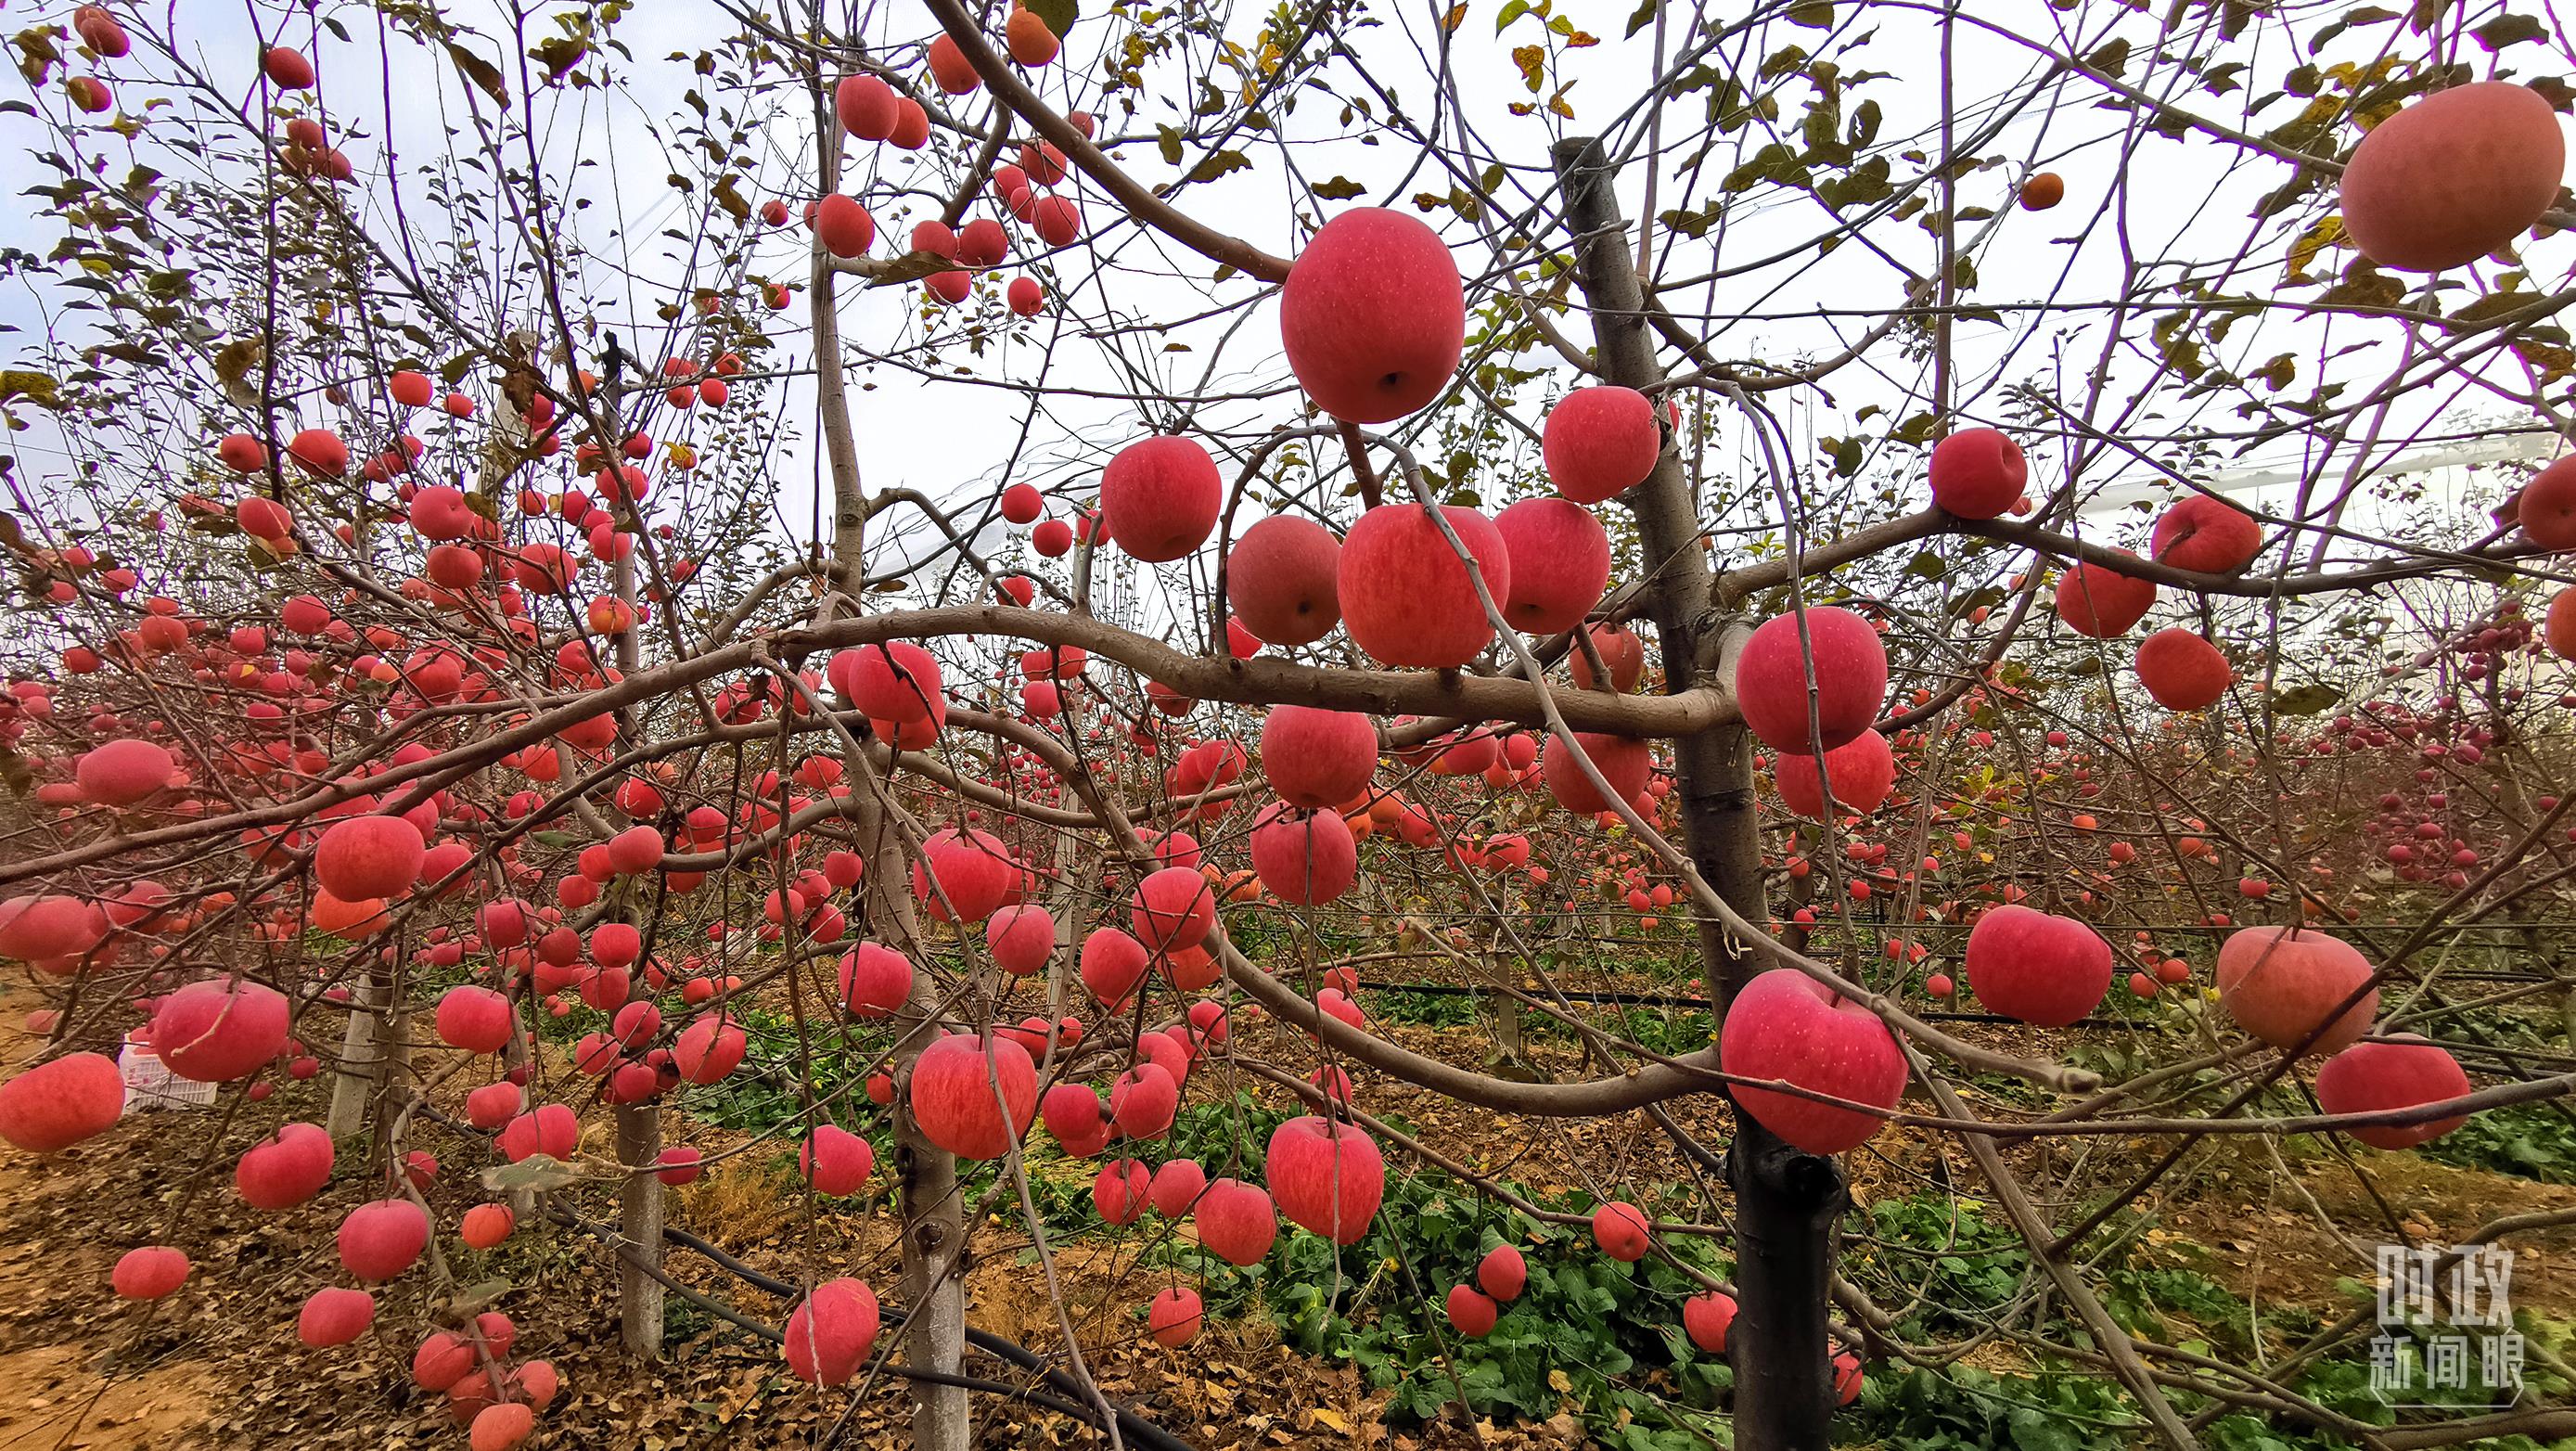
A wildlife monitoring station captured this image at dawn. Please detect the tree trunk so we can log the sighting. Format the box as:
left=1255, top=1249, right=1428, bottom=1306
left=1553, top=135, right=1843, bottom=1451
left=612, top=534, right=666, bottom=1362
left=323, top=969, right=388, bottom=1140
left=806, top=108, right=970, bottom=1449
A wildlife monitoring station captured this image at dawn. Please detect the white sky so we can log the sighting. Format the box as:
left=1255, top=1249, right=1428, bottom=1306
left=0, top=0, right=2566, bottom=643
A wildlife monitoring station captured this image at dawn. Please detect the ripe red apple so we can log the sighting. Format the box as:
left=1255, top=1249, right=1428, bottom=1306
left=1477, top=1243, right=1526, bottom=1302
left=2150, top=495, right=2262, bottom=573
left=1542, top=386, right=1661, bottom=504
left=2054, top=555, right=2157, bottom=637
left=338, top=1198, right=430, bottom=1280
left=314, top=814, right=426, bottom=901
left=1445, top=1284, right=1498, bottom=1337
left=1591, top=1201, right=1649, bottom=1261
left=1734, top=607, right=1888, bottom=752
left=2339, top=81, right=2566, bottom=273
left=1093, top=1159, right=1150, bottom=1223
left=1194, top=1177, right=1278, bottom=1264
left=1718, top=969, right=1906, bottom=1153
left=1261, top=706, right=1378, bottom=810
left=985, top=904, right=1055, bottom=977
left=1492, top=497, right=1610, bottom=635
left=1250, top=804, right=1359, bottom=905
left=2134, top=629, right=2231, bottom=711
left=1773, top=728, right=1896, bottom=818
left=1264, top=1115, right=1383, bottom=1244
left=783, top=1278, right=880, bottom=1385
left=1278, top=209, right=1464, bottom=423
left=297, top=1288, right=376, bottom=1348
left=2214, top=925, right=2379, bottom=1056
left=1147, top=1287, right=1204, bottom=1346
left=436, top=985, right=516, bottom=1054
left=237, top=1122, right=333, bottom=1207
left=1227, top=516, right=1342, bottom=646
left=2315, top=1036, right=2474, bottom=1149
left=1081, top=927, right=1151, bottom=1008
left=2517, top=456, right=2576, bottom=551
left=1965, top=905, right=2112, bottom=1028
left=0, top=1052, right=123, bottom=1153
left=1570, top=623, right=1646, bottom=692
left=1683, top=1290, right=1737, bottom=1353
left=836, top=75, right=899, bottom=139
left=74, top=738, right=175, bottom=805
left=1338, top=504, right=1512, bottom=669
left=1542, top=732, right=1651, bottom=815
left=909, top=1034, right=1038, bottom=1160
left=800, top=1124, right=875, bottom=1195
left=1927, top=428, right=2025, bottom=519
left=150, top=979, right=289, bottom=1082
left=1101, top=435, right=1223, bottom=563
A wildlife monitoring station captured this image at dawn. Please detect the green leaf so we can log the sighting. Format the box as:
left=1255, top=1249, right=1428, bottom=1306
left=443, top=41, right=510, bottom=108
left=1022, top=0, right=1079, bottom=40
left=2272, top=683, right=2342, bottom=715
left=1313, top=174, right=1365, bottom=199
left=1494, top=0, right=1530, bottom=33
left=1156, top=124, right=1184, bottom=167
left=1788, top=0, right=1832, bottom=25
left=1624, top=0, right=1658, bottom=37
left=2472, top=13, right=2544, bottom=48
left=1183, top=149, right=1250, bottom=185
left=481, top=1155, right=582, bottom=1192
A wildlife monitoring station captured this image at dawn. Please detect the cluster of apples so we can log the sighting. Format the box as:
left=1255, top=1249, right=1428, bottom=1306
left=790, top=14, right=1081, bottom=319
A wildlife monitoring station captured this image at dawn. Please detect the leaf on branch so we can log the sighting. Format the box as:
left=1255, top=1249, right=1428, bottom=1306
left=2272, top=683, right=2342, bottom=715
left=1312, top=175, right=1365, bottom=199
left=1787, top=0, right=1833, bottom=27
left=445, top=41, right=510, bottom=108
left=1624, top=0, right=1656, bottom=36
left=480, top=1155, right=583, bottom=1193
left=2471, top=13, right=2544, bottom=49
left=0, top=369, right=59, bottom=409
left=1023, top=0, right=1079, bottom=39
left=1157, top=125, right=1184, bottom=166
left=2085, top=38, right=2131, bottom=79
left=1184, top=149, right=1250, bottom=185
left=1511, top=44, right=1544, bottom=93
left=866, top=250, right=965, bottom=286
left=712, top=174, right=750, bottom=224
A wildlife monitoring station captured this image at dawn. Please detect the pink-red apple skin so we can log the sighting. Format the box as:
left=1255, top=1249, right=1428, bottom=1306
left=1734, top=608, right=1889, bottom=753
left=1928, top=429, right=2025, bottom=520
left=1718, top=969, right=1906, bottom=1153
left=1774, top=729, right=1896, bottom=819
left=1491, top=497, right=1610, bottom=635
left=2339, top=82, right=2565, bottom=273
left=1278, top=209, right=1464, bottom=423
left=2151, top=496, right=2262, bottom=573
left=1965, top=905, right=2111, bottom=1028
left=1338, top=504, right=1512, bottom=669
left=2214, top=926, right=2379, bottom=1056
left=1226, top=516, right=1342, bottom=646
left=2314, top=1036, right=2474, bottom=1149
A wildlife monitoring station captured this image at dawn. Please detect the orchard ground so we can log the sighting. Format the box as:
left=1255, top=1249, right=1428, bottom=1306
left=2, top=933, right=2571, bottom=1451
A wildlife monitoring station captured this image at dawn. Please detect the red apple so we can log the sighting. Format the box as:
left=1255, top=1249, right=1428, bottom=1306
left=1964, top=905, right=2111, bottom=1028
left=2315, top=1036, right=2474, bottom=1149
left=1278, top=209, right=1464, bottom=423
left=2339, top=81, right=2565, bottom=273
left=1492, top=497, right=1610, bottom=635
left=2214, top=926, right=2378, bottom=1056
left=1718, top=969, right=1906, bottom=1153
left=1927, top=428, right=2025, bottom=520
left=1734, top=607, right=1888, bottom=752
left=1338, top=504, right=1512, bottom=669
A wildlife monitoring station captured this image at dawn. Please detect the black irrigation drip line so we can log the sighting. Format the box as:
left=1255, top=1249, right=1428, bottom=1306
left=654, top=1221, right=1201, bottom=1451
left=1352, top=976, right=2114, bottom=1025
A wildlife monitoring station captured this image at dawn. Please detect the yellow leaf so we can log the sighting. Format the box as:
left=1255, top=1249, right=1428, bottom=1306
left=1313, top=1407, right=1355, bottom=1434
left=1547, top=1368, right=1573, bottom=1393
